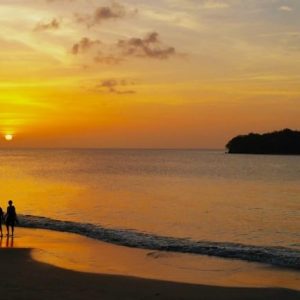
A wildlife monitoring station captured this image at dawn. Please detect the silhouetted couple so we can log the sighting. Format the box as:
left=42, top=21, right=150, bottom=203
left=0, top=200, right=18, bottom=237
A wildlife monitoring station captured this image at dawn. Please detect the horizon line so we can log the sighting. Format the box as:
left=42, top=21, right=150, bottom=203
left=0, top=147, right=225, bottom=151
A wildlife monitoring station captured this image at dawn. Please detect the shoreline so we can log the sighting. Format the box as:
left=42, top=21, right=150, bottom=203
left=18, top=215, right=300, bottom=270
left=0, top=228, right=299, bottom=299
left=1, top=247, right=299, bottom=300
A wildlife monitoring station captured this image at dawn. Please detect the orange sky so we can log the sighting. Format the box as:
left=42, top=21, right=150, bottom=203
left=0, top=0, right=299, bottom=148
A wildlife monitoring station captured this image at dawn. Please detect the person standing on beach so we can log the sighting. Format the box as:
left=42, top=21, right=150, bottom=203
left=5, top=200, right=17, bottom=237
left=0, top=206, right=4, bottom=237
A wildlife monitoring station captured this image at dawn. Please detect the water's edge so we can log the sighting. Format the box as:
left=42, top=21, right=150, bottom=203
left=18, top=215, right=300, bottom=270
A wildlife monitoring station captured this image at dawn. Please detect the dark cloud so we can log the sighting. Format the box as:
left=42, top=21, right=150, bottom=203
left=98, top=79, right=136, bottom=94
left=117, top=32, right=176, bottom=59
left=71, top=32, right=177, bottom=64
left=34, top=18, right=61, bottom=31
left=71, top=37, right=102, bottom=54
left=75, top=2, right=136, bottom=27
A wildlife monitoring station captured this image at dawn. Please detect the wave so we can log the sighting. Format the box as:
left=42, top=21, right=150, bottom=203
left=19, top=215, right=300, bottom=270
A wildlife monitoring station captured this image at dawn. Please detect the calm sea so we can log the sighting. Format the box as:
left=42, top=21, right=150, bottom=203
left=0, top=149, right=299, bottom=256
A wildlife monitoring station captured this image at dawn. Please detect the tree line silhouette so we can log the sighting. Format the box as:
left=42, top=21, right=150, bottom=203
left=226, top=129, right=300, bottom=155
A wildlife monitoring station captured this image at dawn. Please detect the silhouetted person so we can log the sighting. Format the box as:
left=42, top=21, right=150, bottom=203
left=5, top=200, right=18, bottom=237
left=0, top=206, right=4, bottom=237
left=5, top=236, right=14, bottom=248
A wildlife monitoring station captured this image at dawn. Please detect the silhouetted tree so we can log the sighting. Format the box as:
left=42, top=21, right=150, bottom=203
left=226, top=129, right=300, bottom=155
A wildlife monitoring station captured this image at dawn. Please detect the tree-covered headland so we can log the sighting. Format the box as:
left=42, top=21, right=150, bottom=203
left=226, top=129, right=300, bottom=155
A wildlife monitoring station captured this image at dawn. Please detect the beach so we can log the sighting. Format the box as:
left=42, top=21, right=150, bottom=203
left=2, top=248, right=300, bottom=300
left=0, top=228, right=299, bottom=300
left=1, top=250, right=299, bottom=300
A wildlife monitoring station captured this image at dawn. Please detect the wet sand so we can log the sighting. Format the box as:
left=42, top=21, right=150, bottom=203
left=0, top=228, right=299, bottom=299
left=0, top=248, right=299, bottom=300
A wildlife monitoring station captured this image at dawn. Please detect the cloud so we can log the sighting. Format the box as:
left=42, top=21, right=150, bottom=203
left=97, top=79, right=136, bottom=94
left=166, top=0, right=231, bottom=10
left=71, top=37, right=102, bottom=54
left=75, top=2, right=137, bottom=27
left=117, top=32, right=176, bottom=59
left=94, top=53, right=123, bottom=65
left=71, top=32, right=178, bottom=64
left=46, top=0, right=74, bottom=2
left=201, top=0, right=230, bottom=9
left=278, top=6, right=293, bottom=12
left=34, top=18, right=61, bottom=31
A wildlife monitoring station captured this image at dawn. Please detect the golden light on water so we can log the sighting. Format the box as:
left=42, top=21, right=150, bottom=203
left=4, top=134, right=14, bottom=141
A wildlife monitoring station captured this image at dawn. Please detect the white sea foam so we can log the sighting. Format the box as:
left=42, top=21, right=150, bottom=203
left=19, top=215, right=300, bottom=270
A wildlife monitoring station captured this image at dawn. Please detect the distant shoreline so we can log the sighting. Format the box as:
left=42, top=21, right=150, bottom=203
left=225, top=152, right=300, bottom=156
left=226, top=129, right=300, bottom=155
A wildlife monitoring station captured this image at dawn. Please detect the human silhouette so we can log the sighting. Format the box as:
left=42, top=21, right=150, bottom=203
left=5, top=200, right=18, bottom=237
left=5, top=236, right=14, bottom=248
left=0, top=206, right=4, bottom=237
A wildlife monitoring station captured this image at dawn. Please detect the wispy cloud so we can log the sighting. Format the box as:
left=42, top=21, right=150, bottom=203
left=117, top=32, right=176, bottom=60
left=94, top=54, right=123, bottom=65
left=34, top=18, right=61, bottom=31
left=75, top=2, right=137, bottom=27
left=46, top=0, right=75, bottom=2
left=97, top=79, right=136, bottom=94
left=278, top=6, right=293, bottom=12
left=71, top=37, right=101, bottom=54
left=201, top=0, right=230, bottom=9
left=165, top=0, right=231, bottom=10
left=71, top=32, right=178, bottom=64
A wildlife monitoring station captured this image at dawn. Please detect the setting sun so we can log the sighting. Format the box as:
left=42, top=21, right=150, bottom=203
left=4, top=134, right=14, bottom=141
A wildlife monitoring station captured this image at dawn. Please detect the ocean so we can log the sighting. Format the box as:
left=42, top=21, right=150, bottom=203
left=0, top=149, right=299, bottom=268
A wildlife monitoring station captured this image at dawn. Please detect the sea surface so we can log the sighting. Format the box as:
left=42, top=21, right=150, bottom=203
left=0, top=149, right=299, bottom=267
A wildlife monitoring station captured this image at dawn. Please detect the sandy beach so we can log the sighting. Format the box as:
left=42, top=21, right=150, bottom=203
left=0, top=228, right=299, bottom=300
left=1, top=248, right=299, bottom=300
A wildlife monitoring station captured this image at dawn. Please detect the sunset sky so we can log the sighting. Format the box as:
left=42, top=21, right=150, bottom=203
left=0, top=0, right=299, bottom=148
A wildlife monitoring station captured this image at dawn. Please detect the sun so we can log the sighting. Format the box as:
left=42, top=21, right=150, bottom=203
left=4, top=134, right=14, bottom=141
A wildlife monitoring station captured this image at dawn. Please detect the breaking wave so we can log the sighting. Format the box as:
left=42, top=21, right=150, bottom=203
left=19, top=215, right=300, bottom=270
